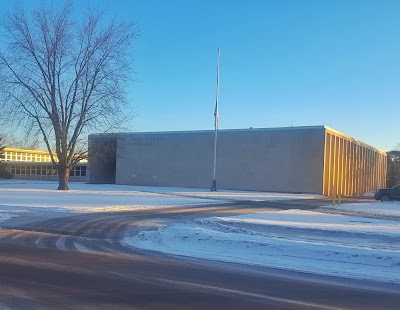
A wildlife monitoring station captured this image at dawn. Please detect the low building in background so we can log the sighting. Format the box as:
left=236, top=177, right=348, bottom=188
left=88, top=126, right=387, bottom=196
left=0, top=147, right=88, bottom=182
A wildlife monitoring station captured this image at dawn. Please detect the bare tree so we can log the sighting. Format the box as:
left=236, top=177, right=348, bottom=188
left=0, top=137, right=12, bottom=179
left=387, top=149, right=400, bottom=188
left=0, top=2, right=137, bottom=189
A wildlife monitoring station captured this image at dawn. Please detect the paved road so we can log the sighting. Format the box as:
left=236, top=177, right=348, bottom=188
left=0, top=199, right=399, bottom=309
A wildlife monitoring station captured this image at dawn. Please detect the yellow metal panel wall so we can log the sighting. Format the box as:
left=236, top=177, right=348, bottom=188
left=323, top=129, right=387, bottom=196
left=323, top=133, right=331, bottom=196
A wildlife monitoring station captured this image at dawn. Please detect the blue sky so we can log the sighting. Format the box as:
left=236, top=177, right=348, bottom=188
left=1, top=0, right=399, bottom=151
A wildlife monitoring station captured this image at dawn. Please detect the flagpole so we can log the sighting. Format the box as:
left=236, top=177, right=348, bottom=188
left=211, top=48, right=220, bottom=192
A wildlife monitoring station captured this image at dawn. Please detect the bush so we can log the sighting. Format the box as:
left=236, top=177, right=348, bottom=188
left=0, top=168, right=13, bottom=179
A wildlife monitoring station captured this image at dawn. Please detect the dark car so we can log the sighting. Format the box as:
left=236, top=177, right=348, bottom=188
left=374, top=184, right=400, bottom=201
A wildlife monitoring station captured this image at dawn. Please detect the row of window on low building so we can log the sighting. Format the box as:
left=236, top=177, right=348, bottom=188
left=1, top=151, right=56, bottom=163
left=9, top=165, right=87, bottom=177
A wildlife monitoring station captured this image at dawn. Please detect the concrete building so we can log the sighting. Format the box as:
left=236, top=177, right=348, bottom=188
left=88, top=126, right=387, bottom=196
left=1, top=147, right=88, bottom=182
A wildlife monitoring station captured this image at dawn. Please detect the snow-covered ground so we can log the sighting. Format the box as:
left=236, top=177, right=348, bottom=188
left=0, top=213, right=13, bottom=223
left=1, top=180, right=399, bottom=284
left=0, top=180, right=322, bottom=212
left=0, top=180, right=216, bottom=213
left=329, top=201, right=400, bottom=217
left=124, top=202, right=400, bottom=284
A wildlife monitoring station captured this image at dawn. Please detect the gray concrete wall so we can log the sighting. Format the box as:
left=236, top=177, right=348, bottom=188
left=88, top=136, right=117, bottom=184
left=114, top=127, right=326, bottom=193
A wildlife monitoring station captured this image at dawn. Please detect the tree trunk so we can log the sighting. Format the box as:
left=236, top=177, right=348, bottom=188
left=57, top=168, right=70, bottom=190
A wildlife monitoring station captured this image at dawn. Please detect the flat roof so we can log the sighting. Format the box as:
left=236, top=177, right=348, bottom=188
left=89, top=125, right=325, bottom=137
left=324, top=126, right=386, bottom=155
left=3, top=147, right=88, bottom=162
left=3, top=147, right=55, bottom=155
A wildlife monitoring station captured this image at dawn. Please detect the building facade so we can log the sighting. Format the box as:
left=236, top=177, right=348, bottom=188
left=88, top=126, right=386, bottom=196
left=1, top=147, right=88, bottom=182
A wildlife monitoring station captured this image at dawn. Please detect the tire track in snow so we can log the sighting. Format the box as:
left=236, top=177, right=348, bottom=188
left=0, top=212, right=146, bottom=254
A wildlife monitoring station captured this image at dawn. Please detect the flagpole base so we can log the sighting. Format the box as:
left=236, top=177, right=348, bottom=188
left=211, top=179, right=217, bottom=192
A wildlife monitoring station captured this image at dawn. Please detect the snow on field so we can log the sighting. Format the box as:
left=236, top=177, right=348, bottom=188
left=0, top=180, right=216, bottom=212
left=2, top=179, right=399, bottom=284
left=0, top=214, right=13, bottom=223
left=0, top=180, right=321, bottom=213
left=124, top=202, right=400, bottom=284
left=328, top=201, right=400, bottom=217
left=126, top=185, right=323, bottom=201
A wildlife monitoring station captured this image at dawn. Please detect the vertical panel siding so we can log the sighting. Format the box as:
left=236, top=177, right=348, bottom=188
left=323, top=132, right=331, bottom=196
left=339, top=138, right=345, bottom=195
left=322, top=129, right=386, bottom=196
left=328, top=134, right=335, bottom=196
left=343, top=140, right=348, bottom=195
left=382, top=153, right=385, bottom=187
